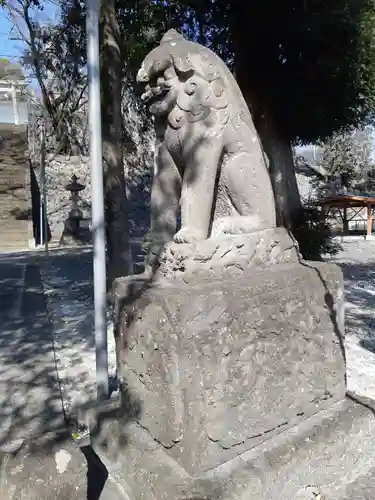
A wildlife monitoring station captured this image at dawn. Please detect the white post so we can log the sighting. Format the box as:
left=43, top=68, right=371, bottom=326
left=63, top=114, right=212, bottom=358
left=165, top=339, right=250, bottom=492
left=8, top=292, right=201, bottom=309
left=40, top=124, right=49, bottom=255
left=40, top=126, right=45, bottom=247
left=86, top=0, right=109, bottom=400
left=11, top=82, right=20, bottom=125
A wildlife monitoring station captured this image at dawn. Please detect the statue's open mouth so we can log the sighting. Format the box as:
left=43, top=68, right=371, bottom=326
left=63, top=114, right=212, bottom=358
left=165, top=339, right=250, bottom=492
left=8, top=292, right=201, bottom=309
left=141, top=82, right=171, bottom=104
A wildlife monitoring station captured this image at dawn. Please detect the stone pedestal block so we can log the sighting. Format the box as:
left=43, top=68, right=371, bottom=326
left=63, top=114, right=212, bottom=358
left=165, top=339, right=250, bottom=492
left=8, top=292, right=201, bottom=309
left=91, top=396, right=375, bottom=500
left=112, top=259, right=345, bottom=484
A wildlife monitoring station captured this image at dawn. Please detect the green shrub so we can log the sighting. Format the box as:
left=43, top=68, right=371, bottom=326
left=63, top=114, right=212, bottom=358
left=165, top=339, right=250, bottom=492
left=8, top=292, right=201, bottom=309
left=292, top=206, right=341, bottom=261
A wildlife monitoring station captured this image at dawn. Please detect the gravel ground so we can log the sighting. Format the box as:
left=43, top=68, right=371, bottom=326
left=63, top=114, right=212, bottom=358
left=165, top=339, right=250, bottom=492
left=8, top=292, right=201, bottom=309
left=328, top=237, right=375, bottom=400
left=37, top=238, right=375, bottom=419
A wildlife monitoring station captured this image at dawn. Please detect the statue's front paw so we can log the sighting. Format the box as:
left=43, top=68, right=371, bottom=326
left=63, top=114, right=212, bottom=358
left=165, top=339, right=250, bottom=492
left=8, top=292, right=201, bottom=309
left=173, top=227, right=205, bottom=244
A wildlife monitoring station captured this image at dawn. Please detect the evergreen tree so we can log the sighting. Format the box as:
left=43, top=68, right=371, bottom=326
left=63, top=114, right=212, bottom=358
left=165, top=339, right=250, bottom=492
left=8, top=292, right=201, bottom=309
left=321, top=126, right=374, bottom=190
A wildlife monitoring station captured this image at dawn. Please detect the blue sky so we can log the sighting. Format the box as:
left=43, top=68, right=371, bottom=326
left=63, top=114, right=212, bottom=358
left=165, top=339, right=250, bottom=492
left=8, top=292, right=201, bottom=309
left=0, top=3, right=58, bottom=94
left=0, top=2, right=59, bottom=64
left=0, top=14, right=23, bottom=62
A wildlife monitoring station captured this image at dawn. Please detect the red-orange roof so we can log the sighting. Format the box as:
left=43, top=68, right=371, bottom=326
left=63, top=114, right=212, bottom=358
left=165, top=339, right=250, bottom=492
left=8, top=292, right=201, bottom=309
left=318, top=194, right=375, bottom=207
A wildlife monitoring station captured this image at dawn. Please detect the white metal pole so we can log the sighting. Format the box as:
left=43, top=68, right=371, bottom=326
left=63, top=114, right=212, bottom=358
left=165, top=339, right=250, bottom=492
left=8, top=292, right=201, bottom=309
left=40, top=125, right=45, bottom=247
left=86, top=0, right=109, bottom=400
left=41, top=124, right=49, bottom=256
left=39, top=191, right=44, bottom=246
left=11, top=83, right=20, bottom=125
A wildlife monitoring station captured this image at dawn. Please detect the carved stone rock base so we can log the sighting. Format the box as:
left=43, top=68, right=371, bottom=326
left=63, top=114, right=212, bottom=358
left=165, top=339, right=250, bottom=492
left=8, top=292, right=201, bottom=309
left=149, top=227, right=300, bottom=281
left=91, top=397, right=375, bottom=500
left=111, top=260, right=345, bottom=486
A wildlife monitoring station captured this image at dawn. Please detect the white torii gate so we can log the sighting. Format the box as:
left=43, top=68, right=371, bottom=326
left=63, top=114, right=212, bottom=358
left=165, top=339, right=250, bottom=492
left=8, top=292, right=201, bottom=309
left=0, top=79, right=28, bottom=124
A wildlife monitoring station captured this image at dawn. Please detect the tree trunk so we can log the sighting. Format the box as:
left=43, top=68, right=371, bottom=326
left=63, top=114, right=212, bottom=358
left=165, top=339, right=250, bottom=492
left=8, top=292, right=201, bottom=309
left=100, top=0, right=132, bottom=289
left=233, top=58, right=302, bottom=229
left=255, top=110, right=302, bottom=228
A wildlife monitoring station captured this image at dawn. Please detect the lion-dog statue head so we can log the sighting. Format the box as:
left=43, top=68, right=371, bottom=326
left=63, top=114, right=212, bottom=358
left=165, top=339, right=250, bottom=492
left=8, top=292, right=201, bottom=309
left=136, top=29, right=232, bottom=131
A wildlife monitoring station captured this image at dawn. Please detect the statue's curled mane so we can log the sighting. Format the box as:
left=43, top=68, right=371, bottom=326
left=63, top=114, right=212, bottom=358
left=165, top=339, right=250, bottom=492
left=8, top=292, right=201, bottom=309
left=153, top=30, right=254, bottom=132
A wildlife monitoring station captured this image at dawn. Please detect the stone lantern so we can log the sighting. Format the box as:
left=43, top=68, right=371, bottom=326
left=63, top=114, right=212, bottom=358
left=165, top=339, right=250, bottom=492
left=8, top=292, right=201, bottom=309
left=60, top=173, right=86, bottom=246
left=65, top=173, right=85, bottom=235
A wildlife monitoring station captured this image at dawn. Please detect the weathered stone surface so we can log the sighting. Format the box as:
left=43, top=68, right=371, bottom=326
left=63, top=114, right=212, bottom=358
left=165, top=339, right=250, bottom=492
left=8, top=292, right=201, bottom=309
left=151, top=227, right=299, bottom=280
left=137, top=29, right=276, bottom=257
left=92, top=397, right=375, bottom=500
left=113, top=260, right=345, bottom=475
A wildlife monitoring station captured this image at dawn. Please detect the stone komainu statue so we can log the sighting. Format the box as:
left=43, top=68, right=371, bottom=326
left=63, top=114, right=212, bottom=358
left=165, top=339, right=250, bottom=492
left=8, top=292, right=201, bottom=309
left=112, top=34, right=346, bottom=499
left=137, top=29, right=276, bottom=250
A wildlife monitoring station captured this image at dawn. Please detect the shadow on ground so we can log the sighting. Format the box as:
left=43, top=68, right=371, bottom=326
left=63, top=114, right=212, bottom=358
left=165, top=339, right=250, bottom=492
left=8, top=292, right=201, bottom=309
left=0, top=258, right=65, bottom=452
left=0, top=250, right=140, bottom=499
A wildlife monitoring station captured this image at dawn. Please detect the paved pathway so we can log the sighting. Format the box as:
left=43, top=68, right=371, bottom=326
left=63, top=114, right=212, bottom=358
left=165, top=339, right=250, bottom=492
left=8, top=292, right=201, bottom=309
left=36, top=247, right=118, bottom=416
left=0, top=253, right=64, bottom=451
left=0, top=251, right=126, bottom=500
left=36, top=242, right=146, bottom=416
